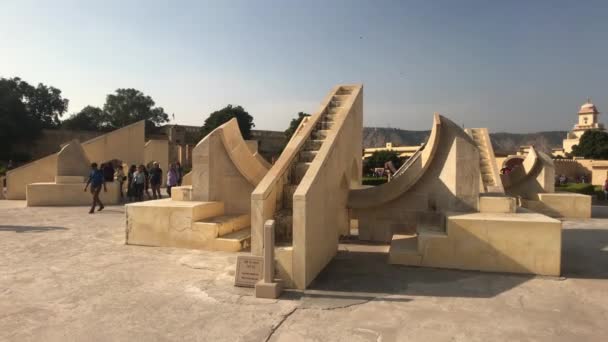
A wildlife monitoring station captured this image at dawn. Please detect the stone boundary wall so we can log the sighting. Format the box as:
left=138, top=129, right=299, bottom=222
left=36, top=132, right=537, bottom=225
left=11, top=129, right=103, bottom=161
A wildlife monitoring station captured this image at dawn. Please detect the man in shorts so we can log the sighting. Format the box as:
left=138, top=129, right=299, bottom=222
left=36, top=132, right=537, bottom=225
left=84, top=162, right=107, bottom=214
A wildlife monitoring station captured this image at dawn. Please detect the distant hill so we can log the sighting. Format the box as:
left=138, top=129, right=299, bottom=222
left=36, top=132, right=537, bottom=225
left=363, top=127, right=567, bottom=156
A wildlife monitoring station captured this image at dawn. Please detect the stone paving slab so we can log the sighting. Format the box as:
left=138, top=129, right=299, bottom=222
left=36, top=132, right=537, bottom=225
left=1, top=202, right=607, bottom=341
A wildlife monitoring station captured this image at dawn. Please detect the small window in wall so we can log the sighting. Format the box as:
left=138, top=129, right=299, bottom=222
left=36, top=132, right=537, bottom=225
left=584, top=117, right=588, bottom=124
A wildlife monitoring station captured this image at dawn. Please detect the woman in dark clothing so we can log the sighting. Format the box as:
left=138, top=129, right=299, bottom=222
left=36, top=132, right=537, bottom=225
left=102, top=162, right=115, bottom=182
left=126, top=165, right=137, bottom=202
left=143, top=165, right=151, bottom=200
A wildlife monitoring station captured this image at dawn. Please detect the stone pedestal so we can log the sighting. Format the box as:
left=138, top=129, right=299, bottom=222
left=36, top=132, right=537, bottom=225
left=255, top=220, right=282, bottom=299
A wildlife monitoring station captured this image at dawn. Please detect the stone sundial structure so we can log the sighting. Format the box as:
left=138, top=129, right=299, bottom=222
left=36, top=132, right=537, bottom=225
left=123, top=84, right=588, bottom=291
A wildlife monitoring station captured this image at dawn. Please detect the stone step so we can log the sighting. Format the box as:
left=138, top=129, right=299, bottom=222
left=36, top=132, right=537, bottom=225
left=316, top=121, right=334, bottom=130
left=327, top=106, right=341, bottom=114
left=294, top=162, right=311, bottom=184
left=283, top=185, right=298, bottom=209
left=312, top=130, right=330, bottom=140
left=324, top=113, right=337, bottom=121
left=482, top=174, right=494, bottom=182
left=304, top=139, right=324, bottom=151
left=416, top=226, right=448, bottom=255
left=126, top=199, right=225, bottom=249
left=212, top=228, right=251, bottom=252
left=274, top=208, right=293, bottom=242
left=336, top=88, right=353, bottom=95
left=333, top=94, right=349, bottom=101
left=388, top=234, right=422, bottom=265
left=299, top=150, right=318, bottom=163
left=192, top=213, right=250, bottom=239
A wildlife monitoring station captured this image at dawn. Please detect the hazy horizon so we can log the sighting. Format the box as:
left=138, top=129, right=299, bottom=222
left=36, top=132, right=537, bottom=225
left=2, top=0, right=606, bottom=134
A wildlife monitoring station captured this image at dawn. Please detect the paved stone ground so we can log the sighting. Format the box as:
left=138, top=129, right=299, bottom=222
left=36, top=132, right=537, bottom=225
left=1, top=201, right=607, bottom=341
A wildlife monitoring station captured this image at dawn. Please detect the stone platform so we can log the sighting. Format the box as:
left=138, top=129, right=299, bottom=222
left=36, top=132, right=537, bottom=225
left=389, top=210, right=562, bottom=276
left=126, top=199, right=251, bottom=252
left=26, top=181, right=121, bottom=206
left=523, top=193, right=592, bottom=219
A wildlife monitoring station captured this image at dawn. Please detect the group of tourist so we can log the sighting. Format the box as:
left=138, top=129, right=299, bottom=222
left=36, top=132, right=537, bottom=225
left=124, top=162, right=184, bottom=201
left=84, top=161, right=185, bottom=214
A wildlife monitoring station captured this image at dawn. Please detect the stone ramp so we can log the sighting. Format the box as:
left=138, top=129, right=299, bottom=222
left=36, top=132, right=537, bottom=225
left=6, top=120, right=146, bottom=200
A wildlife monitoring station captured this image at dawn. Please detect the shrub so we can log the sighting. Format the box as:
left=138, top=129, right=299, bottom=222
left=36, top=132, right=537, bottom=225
left=556, top=183, right=596, bottom=195
left=362, top=177, right=388, bottom=186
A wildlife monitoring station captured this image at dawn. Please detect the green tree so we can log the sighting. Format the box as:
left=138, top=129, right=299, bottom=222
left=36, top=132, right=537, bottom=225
left=61, top=106, right=109, bottom=131
left=0, top=77, right=68, bottom=160
left=103, top=88, right=169, bottom=129
left=284, top=112, right=310, bottom=141
left=365, top=150, right=402, bottom=173
left=0, top=77, right=68, bottom=128
left=201, top=105, right=254, bottom=139
left=571, top=130, right=608, bottom=159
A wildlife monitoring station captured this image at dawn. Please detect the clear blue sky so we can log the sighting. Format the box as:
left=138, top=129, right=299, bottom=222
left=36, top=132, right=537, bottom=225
left=1, top=0, right=607, bottom=133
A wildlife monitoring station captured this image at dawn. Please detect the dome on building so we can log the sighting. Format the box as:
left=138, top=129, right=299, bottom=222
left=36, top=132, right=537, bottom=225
left=578, top=100, right=599, bottom=114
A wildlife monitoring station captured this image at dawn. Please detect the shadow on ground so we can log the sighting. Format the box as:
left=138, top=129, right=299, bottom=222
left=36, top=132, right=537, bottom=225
left=304, top=250, right=533, bottom=301
left=295, top=226, right=608, bottom=308
left=562, top=228, right=608, bottom=279
left=0, top=225, right=68, bottom=233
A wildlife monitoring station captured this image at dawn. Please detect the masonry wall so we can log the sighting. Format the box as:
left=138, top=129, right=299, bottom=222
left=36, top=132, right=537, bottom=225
left=6, top=154, right=58, bottom=199
left=144, top=140, right=170, bottom=186
left=82, top=121, right=145, bottom=165
left=250, top=130, right=286, bottom=162
left=11, top=129, right=102, bottom=161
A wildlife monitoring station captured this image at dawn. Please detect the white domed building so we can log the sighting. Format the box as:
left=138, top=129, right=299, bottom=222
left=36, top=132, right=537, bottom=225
left=561, top=99, right=605, bottom=155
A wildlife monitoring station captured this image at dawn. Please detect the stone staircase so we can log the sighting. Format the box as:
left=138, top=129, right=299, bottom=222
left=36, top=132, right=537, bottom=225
left=274, top=87, right=355, bottom=243
left=388, top=212, right=447, bottom=265
left=467, top=128, right=504, bottom=193
left=192, top=213, right=252, bottom=252
left=126, top=199, right=251, bottom=252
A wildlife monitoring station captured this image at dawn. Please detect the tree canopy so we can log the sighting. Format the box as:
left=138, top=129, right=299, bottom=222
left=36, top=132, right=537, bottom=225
left=0, top=77, right=68, bottom=128
left=0, top=77, right=68, bottom=160
left=284, top=112, right=310, bottom=141
left=61, top=88, right=170, bottom=131
left=200, top=105, right=255, bottom=139
left=571, top=130, right=608, bottom=160
left=103, top=88, right=170, bottom=128
left=61, top=106, right=109, bottom=131
left=364, top=150, right=402, bottom=173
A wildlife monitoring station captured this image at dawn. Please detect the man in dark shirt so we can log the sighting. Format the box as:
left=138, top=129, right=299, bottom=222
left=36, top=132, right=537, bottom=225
left=149, top=162, right=163, bottom=199
left=84, top=163, right=107, bottom=214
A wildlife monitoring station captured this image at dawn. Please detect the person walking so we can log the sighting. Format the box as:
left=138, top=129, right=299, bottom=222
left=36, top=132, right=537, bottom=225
left=149, top=162, right=163, bottom=199
left=166, top=163, right=178, bottom=197
left=127, top=165, right=137, bottom=202
left=84, top=163, right=107, bottom=214
left=114, top=165, right=126, bottom=200
left=604, top=179, right=608, bottom=201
